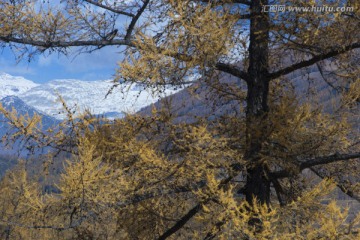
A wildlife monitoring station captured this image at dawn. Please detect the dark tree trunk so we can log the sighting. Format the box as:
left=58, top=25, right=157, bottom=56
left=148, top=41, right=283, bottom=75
left=244, top=0, right=271, bottom=206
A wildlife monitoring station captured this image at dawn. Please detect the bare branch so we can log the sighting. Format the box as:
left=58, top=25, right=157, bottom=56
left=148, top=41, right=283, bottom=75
left=271, top=178, right=286, bottom=206
left=0, top=35, right=134, bottom=48
left=272, top=152, right=360, bottom=179
left=116, top=182, right=206, bottom=208
left=83, top=0, right=135, bottom=17
left=203, top=220, right=226, bottom=240
left=316, top=63, right=339, bottom=91
left=195, top=0, right=251, bottom=6
left=215, top=62, right=249, bottom=82
left=125, top=0, right=150, bottom=40
left=268, top=42, right=360, bottom=80
left=157, top=174, right=238, bottom=239
left=234, top=0, right=251, bottom=4
left=301, top=152, right=360, bottom=169
left=1, top=214, right=89, bottom=231
left=157, top=202, right=204, bottom=240
left=310, top=167, right=360, bottom=203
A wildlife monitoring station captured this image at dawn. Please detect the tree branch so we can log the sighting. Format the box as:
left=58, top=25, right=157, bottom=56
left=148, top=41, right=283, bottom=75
left=196, top=0, right=251, bottom=5
left=268, top=42, right=360, bottom=80
left=116, top=182, right=206, bottom=208
left=125, top=0, right=150, bottom=40
left=234, top=0, right=251, bottom=4
left=0, top=36, right=249, bottom=85
left=157, top=202, right=204, bottom=240
left=203, top=220, right=226, bottom=240
left=1, top=214, right=90, bottom=231
left=310, top=167, right=360, bottom=203
left=271, top=178, right=286, bottom=206
left=83, top=0, right=135, bottom=17
left=0, top=35, right=134, bottom=48
left=272, top=152, right=360, bottom=179
left=301, top=152, right=360, bottom=169
left=157, top=174, right=237, bottom=239
left=215, top=62, right=250, bottom=82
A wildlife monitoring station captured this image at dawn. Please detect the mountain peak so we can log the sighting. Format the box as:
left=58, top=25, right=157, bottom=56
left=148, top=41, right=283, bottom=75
left=0, top=72, right=39, bottom=100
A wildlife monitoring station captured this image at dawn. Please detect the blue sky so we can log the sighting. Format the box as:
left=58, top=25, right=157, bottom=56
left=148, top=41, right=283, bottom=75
left=0, top=44, right=125, bottom=84
left=0, top=0, right=133, bottom=84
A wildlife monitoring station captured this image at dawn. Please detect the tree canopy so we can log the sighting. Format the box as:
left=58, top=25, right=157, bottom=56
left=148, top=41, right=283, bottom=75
left=0, top=0, right=359, bottom=239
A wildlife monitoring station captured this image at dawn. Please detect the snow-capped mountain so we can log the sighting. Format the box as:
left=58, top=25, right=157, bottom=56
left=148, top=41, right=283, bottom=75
left=0, top=73, right=178, bottom=119
left=0, top=72, right=39, bottom=99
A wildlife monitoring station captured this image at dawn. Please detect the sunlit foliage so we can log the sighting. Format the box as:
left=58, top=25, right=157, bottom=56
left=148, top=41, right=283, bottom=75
left=0, top=0, right=359, bottom=239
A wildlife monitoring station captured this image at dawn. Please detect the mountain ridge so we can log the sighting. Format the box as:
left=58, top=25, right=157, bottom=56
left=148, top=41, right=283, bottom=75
left=0, top=95, right=59, bottom=156
left=0, top=73, right=178, bottom=120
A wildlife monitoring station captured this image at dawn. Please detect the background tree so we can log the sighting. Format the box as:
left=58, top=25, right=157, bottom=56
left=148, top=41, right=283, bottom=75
left=0, top=0, right=360, bottom=239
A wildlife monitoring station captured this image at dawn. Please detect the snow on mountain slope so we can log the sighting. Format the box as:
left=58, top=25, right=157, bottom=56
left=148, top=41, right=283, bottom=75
left=0, top=72, right=39, bottom=99
left=19, top=79, right=179, bottom=119
left=0, top=73, right=179, bottom=119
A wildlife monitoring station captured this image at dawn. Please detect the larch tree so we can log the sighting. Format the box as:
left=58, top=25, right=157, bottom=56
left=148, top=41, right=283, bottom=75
left=0, top=0, right=360, bottom=239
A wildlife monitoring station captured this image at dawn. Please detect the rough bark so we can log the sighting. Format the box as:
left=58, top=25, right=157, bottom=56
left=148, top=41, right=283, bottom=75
left=244, top=0, right=271, bottom=205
